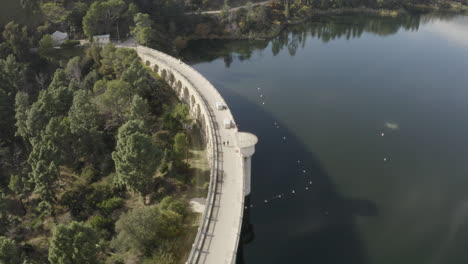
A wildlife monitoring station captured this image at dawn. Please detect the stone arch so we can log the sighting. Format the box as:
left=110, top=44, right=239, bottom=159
left=190, top=95, right=196, bottom=109
left=195, top=104, right=201, bottom=120
left=169, top=72, right=175, bottom=84
left=176, top=80, right=182, bottom=92
left=176, top=84, right=182, bottom=95
left=200, top=114, right=206, bottom=132
left=153, top=64, right=159, bottom=73
left=146, top=60, right=151, bottom=66
left=161, top=69, right=167, bottom=80
left=183, top=87, right=189, bottom=103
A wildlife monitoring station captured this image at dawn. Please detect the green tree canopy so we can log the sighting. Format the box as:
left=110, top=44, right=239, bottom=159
left=27, top=116, right=73, bottom=208
left=112, top=120, right=160, bottom=196
left=0, top=236, right=20, bottom=264
left=121, top=58, right=152, bottom=94
left=131, top=13, right=157, bottom=46
left=173, top=132, right=188, bottom=164
left=99, top=45, right=138, bottom=78
left=127, top=95, right=152, bottom=128
left=0, top=54, right=26, bottom=144
left=112, top=198, right=187, bottom=255
left=40, top=2, right=70, bottom=25
left=82, top=0, right=128, bottom=39
left=14, top=91, right=30, bottom=141
left=95, top=79, right=133, bottom=129
left=2, top=22, right=29, bottom=60
left=42, top=117, right=73, bottom=164
left=64, top=56, right=83, bottom=82
left=162, top=103, right=190, bottom=133
left=67, top=2, right=89, bottom=37
left=38, top=34, right=55, bottom=60
left=69, top=90, right=100, bottom=136
left=48, top=221, right=99, bottom=264
left=68, top=90, right=103, bottom=161
left=30, top=160, right=58, bottom=211
left=25, top=69, right=73, bottom=141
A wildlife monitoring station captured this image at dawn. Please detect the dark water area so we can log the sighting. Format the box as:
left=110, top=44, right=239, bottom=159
left=183, top=13, right=468, bottom=264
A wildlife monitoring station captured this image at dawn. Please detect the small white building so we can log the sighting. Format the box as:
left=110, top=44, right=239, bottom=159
left=93, top=34, right=111, bottom=45
left=51, top=31, right=68, bottom=46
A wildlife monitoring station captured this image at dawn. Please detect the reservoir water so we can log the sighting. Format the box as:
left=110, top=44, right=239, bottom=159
left=183, top=13, right=468, bottom=264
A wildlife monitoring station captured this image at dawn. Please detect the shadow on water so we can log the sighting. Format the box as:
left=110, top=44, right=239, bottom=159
left=216, top=87, right=377, bottom=264
left=182, top=12, right=459, bottom=66
left=183, top=12, right=465, bottom=263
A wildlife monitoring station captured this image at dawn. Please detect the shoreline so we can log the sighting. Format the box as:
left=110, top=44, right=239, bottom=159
left=179, top=5, right=467, bottom=47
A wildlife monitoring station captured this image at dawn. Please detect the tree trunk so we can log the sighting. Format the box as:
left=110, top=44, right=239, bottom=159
left=17, top=195, right=27, bottom=215
left=116, top=19, right=121, bottom=40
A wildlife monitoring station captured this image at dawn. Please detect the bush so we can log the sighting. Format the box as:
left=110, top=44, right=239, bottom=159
left=159, top=196, right=188, bottom=217
left=112, top=206, right=161, bottom=254
left=61, top=185, right=93, bottom=220
left=97, top=197, right=123, bottom=215
left=0, top=236, right=20, bottom=264
left=61, top=184, right=117, bottom=220
left=81, top=165, right=96, bottom=183
left=48, top=222, right=99, bottom=264
left=87, top=215, right=114, bottom=238
left=60, top=40, right=80, bottom=49
left=88, top=215, right=112, bottom=229
left=111, top=199, right=187, bottom=255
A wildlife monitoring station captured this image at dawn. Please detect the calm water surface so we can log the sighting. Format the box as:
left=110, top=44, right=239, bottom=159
left=183, top=13, right=468, bottom=264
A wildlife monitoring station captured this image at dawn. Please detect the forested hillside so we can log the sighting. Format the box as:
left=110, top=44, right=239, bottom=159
left=0, top=19, right=206, bottom=262
left=0, top=0, right=466, bottom=263
left=1, top=0, right=466, bottom=56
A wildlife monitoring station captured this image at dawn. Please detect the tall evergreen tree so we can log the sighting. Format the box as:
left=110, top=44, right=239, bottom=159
left=112, top=120, right=160, bottom=196
left=48, top=222, right=99, bottom=264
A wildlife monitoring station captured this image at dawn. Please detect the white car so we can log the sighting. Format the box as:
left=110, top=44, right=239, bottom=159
left=216, top=102, right=225, bottom=110
left=223, top=119, right=232, bottom=129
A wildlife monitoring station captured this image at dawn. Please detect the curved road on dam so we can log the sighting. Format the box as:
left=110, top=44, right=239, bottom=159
left=118, top=43, right=257, bottom=264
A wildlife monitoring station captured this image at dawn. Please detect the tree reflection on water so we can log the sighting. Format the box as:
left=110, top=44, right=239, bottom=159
left=181, top=12, right=459, bottom=66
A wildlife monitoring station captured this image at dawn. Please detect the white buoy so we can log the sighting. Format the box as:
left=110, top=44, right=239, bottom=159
left=257, top=87, right=260, bottom=90
left=292, top=190, right=295, bottom=194
left=384, top=158, right=387, bottom=162
left=303, top=170, right=306, bottom=173
left=309, top=181, right=312, bottom=184
left=262, top=102, right=265, bottom=105
left=381, top=132, right=385, bottom=136
left=260, top=94, right=263, bottom=98
left=297, top=160, right=301, bottom=163
left=264, top=200, right=268, bottom=203
left=306, top=187, right=309, bottom=190
left=283, top=136, right=286, bottom=140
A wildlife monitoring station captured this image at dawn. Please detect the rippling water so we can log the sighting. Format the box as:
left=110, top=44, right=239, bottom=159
left=184, top=13, right=468, bottom=264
